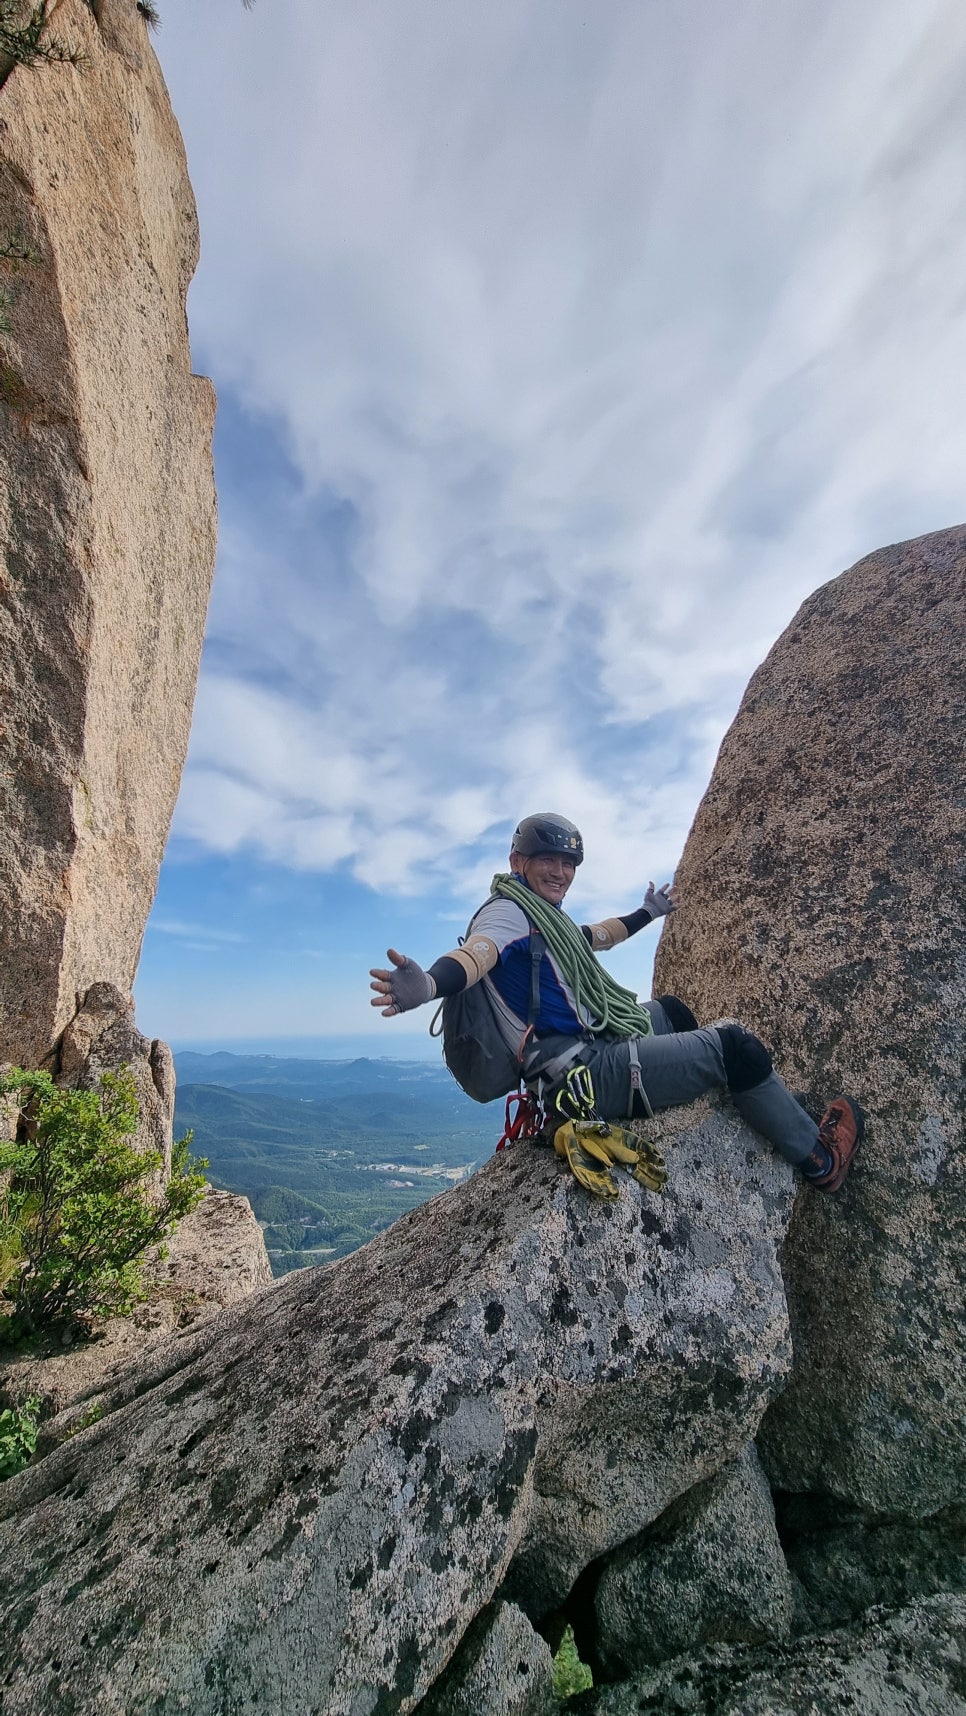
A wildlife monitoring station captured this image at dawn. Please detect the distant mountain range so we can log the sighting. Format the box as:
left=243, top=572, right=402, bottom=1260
left=174, top=1052, right=497, bottom=1274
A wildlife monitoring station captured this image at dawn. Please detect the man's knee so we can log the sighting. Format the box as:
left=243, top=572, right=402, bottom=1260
left=715, top=1023, right=772, bottom=1092
left=655, top=993, right=699, bottom=1034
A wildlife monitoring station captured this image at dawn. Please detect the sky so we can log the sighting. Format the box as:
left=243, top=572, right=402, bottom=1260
left=135, top=0, right=966, bottom=1053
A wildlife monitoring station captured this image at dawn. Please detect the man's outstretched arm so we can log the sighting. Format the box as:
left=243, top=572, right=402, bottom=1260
left=582, top=881, right=677, bottom=951
left=369, top=935, right=499, bottom=1017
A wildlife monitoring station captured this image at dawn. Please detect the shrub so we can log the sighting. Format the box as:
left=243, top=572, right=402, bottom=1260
left=0, top=1394, right=40, bottom=1479
left=552, top=1625, right=593, bottom=1699
left=0, top=2, right=83, bottom=69
left=0, top=1067, right=206, bottom=1337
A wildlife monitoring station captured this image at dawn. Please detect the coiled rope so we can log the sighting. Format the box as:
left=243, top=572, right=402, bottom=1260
left=490, top=873, right=653, bottom=1040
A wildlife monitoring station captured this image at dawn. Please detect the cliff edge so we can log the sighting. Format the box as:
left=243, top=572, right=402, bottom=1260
left=0, top=0, right=217, bottom=1068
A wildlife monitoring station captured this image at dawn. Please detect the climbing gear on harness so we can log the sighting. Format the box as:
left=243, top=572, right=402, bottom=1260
left=627, top=1039, right=654, bottom=1119
left=431, top=902, right=546, bottom=1103
left=511, top=813, right=584, bottom=865
left=521, top=1034, right=589, bottom=1105
left=554, top=1061, right=599, bottom=1124
left=491, top=874, right=654, bottom=1041
left=495, top=1088, right=545, bottom=1152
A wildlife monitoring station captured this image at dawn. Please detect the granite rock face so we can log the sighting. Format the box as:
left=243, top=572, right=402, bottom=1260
left=582, top=1593, right=966, bottom=1716
left=655, top=524, right=966, bottom=1520
left=57, top=982, right=176, bottom=1179
left=776, top=1490, right=966, bottom=1636
left=592, top=1442, right=794, bottom=1678
left=418, top=1600, right=556, bottom=1716
left=0, top=0, right=216, bottom=1068
left=0, top=1099, right=795, bottom=1716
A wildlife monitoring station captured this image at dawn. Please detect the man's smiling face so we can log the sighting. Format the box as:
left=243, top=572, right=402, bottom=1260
left=510, top=849, right=577, bottom=906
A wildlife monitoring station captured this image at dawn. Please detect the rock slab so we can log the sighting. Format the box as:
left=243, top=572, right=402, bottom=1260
left=418, top=1600, right=556, bottom=1716
left=581, top=1593, right=966, bottom=1716
left=655, top=523, right=966, bottom=1519
left=0, top=1098, right=794, bottom=1715
left=592, top=1442, right=794, bottom=1678
left=0, top=0, right=216, bottom=1067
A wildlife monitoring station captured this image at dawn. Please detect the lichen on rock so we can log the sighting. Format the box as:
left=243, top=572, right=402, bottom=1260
left=0, top=1101, right=795, bottom=1715
left=581, top=1592, right=966, bottom=1716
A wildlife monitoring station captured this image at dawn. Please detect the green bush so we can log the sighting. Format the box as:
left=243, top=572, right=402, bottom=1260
left=552, top=1625, right=593, bottom=1699
left=0, top=1394, right=40, bottom=1479
left=0, top=1067, right=207, bottom=1337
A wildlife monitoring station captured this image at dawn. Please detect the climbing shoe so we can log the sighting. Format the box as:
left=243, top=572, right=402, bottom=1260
left=553, top=1121, right=620, bottom=1200
left=806, top=1096, right=865, bottom=1193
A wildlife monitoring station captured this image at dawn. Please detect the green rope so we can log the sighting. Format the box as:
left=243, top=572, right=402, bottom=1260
left=490, top=873, right=653, bottom=1040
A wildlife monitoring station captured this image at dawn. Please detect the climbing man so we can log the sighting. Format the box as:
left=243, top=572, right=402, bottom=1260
left=369, top=812, right=863, bottom=1193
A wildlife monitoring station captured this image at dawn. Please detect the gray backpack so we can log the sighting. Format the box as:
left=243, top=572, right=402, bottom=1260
left=431, top=900, right=546, bottom=1104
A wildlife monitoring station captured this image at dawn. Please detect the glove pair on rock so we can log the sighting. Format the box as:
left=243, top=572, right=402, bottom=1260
left=553, top=1119, right=667, bottom=1199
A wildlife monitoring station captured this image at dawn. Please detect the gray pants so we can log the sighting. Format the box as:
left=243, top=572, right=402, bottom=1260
left=538, top=1002, right=819, bottom=1167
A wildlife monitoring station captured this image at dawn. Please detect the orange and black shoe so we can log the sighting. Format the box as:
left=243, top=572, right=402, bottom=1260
left=804, top=1096, right=865, bottom=1193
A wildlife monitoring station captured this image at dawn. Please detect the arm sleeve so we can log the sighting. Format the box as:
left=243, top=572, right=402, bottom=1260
left=427, top=954, right=469, bottom=996
left=428, top=932, right=500, bottom=994
left=617, top=905, right=653, bottom=938
left=581, top=906, right=654, bottom=950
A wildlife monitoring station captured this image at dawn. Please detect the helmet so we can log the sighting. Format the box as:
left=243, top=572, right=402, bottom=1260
left=511, top=813, right=584, bottom=866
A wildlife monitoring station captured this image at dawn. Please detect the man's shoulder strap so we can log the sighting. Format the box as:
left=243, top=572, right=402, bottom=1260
left=467, top=893, right=545, bottom=1027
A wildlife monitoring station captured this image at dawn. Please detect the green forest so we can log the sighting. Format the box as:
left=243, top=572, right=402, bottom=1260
left=173, top=1053, right=494, bottom=1273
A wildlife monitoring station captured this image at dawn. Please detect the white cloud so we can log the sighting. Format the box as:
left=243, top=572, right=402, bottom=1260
left=148, top=920, right=245, bottom=944
left=157, top=0, right=966, bottom=904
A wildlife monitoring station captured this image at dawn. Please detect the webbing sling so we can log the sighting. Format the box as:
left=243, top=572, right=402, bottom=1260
left=627, top=1038, right=654, bottom=1119
left=528, top=926, right=543, bottom=1031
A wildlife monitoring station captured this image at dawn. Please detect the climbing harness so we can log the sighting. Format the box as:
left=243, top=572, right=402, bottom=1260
left=493, top=1060, right=667, bottom=1196
left=627, top=1039, right=655, bottom=1119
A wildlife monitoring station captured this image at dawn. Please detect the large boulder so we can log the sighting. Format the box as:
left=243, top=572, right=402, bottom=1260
left=592, top=1442, right=794, bottom=1678
left=418, top=1600, right=556, bottom=1716
left=0, top=1098, right=795, bottom=1715
left=655, top=524, right=966, bottom=1519
left=775, top=1489, right=966, bottom=1635
left=0, top=0, right=216, bottom=1068
left=57, top=982, right=177, bottom=1179
left=581, top=1592, right=966, bottom=1716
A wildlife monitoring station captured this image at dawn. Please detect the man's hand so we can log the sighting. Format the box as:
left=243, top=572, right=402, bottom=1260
left=369, top=949, right=436, bottom=1017
left=643, top=882, right=677, bottom=920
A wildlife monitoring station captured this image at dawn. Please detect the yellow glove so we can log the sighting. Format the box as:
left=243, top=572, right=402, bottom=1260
left=555, top=1120, right=668, bottom=1194
left=553, top=1120, right=620, bottom=1200
left=629, top=1139, right=668, bottom=1193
